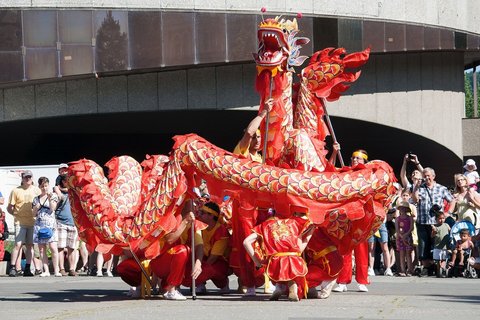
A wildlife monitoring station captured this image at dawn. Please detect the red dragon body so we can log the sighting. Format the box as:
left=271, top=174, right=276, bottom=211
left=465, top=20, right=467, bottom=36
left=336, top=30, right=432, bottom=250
left=67, top=16, right=396, bottom=268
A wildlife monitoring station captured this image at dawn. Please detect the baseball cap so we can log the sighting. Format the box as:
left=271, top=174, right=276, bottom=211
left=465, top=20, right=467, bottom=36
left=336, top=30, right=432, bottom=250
left=59, top=163, right=69, bottom=169
left=22, top=170, right=33, bottom=178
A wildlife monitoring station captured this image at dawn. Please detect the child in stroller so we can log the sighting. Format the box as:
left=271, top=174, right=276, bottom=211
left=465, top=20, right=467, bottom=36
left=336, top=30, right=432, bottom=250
left=447, top=220, right=477, bottom=278
left=450, top=229, right=474, bottom=266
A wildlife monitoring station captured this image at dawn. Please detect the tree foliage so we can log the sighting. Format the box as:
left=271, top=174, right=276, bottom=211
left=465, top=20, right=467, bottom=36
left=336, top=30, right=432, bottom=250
left=96, top=11, right=127, bottom=72
left=464, top=70, right=479, bottom=118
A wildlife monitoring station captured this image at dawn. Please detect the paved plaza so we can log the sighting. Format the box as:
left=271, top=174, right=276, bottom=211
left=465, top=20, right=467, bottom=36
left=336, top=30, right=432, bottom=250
left=0, top=274, right=479, bottom=320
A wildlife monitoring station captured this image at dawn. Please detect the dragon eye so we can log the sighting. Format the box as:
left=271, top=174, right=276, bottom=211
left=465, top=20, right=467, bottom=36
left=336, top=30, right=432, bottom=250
left=283, top=29, right=287, bottom=33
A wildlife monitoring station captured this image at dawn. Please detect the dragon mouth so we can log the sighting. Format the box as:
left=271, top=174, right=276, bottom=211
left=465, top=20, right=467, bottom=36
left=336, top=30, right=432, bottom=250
left=253, top=28, right=289, bottom=67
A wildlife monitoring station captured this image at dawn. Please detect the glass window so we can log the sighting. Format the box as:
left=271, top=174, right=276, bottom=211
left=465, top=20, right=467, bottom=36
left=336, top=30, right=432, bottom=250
left=226, top=14, right=256, bottom=62
left=298, top=17, right=314, bottom=57
left=440, top=29, right=453, bottom=50
left=406, top=25, right=424, bottom=50
left=196, top=12, right=226, bottom=64
left=424, top=27, right=440, bottom=50
left=385, top=23, right=405, bottom=52
left=162, top=12, right=194, bottom=66
left=338, top=19, right=363, bottom=52
left=455, top=32, right=467, bottom=50
left=313, top=18, right=338, bottom=51
left=61, top=45, right=93, bottom=76
left=25, top=48, right=57, bottom=80
left=363, top=20, right=385, bottom=52
left=0, top=52, right=23, bottom=82
left=0, top=10, right=22, bottom=51
left=467, top=34, right=479, bottom=50
left=59, top=10, right=93, bottom=45
left=23, top=10, right=57, bottom=47
left=128, top=11, right=162, bottom=69
left=94, top=10, right=128, bottom=72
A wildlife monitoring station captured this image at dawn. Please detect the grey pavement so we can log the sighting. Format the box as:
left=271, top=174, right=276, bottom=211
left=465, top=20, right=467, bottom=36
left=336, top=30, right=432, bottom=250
left=0, top=274, right=479, bottom=320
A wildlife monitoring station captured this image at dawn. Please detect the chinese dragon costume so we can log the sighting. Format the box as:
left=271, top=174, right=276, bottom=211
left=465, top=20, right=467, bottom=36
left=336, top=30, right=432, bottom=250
left=67, top=15, right=397, bottom=292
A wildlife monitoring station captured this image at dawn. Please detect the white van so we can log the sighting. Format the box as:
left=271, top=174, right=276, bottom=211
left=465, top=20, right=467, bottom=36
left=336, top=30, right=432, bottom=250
left=0, top=165, right=60, bottom=234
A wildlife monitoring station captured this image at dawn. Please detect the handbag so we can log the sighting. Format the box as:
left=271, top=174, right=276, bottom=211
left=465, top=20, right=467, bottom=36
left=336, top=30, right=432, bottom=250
left=423, top=185, right=441, bottom=217
left=36, top=195, right=53, bottom=240
left=38, top=227, right=53, bottom=239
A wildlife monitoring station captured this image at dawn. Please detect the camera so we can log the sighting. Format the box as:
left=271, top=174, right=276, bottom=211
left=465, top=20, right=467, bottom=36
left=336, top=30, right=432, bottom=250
left=407, top=152, right=414, bottom=160
left=429, top=204, right=442, bottom=217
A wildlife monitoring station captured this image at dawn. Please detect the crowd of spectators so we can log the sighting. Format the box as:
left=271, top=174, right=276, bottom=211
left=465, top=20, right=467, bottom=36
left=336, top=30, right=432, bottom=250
left=2, top=164, right=117, bottom=278
left=367, top=155, right=480, bottom=279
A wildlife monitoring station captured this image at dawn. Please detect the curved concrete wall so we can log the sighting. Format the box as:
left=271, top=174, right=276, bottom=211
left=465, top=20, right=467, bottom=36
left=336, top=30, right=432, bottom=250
left=4, top=0, right=480, bottom=35
left=0, top=63, right=259, bottom=121
left=329, top=51, right=465, bottom=159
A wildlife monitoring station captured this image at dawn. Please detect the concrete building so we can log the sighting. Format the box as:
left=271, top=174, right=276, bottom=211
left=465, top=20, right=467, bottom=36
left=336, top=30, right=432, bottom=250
left=0, top=1, right=479, bottom=185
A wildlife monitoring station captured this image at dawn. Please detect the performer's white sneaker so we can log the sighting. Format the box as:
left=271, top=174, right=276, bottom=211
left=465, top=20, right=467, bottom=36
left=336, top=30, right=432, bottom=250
left=384, top=268, right=394, bottom=276
left=358, top=284, right=369, bottom=292
left=288, top=282, right=299, bottom=302
left=164, top=289, right=187, bottom=301
left=318, top=279, right=336, bottom=299
left=332, top=283, right=347, bottom=292
left=264, top=279, right=276, bottom=294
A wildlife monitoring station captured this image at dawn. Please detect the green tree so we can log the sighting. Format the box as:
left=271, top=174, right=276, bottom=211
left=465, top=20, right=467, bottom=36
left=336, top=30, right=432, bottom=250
left=464, top=70, right=480, bottom=118
left=465, top=72, right=474, bottom=118
left=96, top=11, right=127, bottom=72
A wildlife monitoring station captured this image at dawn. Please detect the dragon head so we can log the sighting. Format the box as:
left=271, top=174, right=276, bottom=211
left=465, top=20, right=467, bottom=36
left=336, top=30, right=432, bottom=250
left=253, top=16, right=310, bottom=75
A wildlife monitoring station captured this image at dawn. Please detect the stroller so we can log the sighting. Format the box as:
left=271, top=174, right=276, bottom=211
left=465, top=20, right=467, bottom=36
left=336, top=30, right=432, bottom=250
left=446, top=220, right=478, bottom=278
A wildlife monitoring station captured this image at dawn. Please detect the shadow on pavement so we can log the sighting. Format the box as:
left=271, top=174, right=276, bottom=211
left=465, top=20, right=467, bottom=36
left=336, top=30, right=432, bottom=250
left=423, top=293, right=480, bottom=304
left=0, top=289, right=127, bottom=302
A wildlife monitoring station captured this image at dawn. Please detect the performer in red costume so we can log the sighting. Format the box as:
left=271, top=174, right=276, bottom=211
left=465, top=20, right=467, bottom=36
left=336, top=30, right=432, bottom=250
left=243, top=214, right=314, bottom=301
left=183, top=201, right=231, bottom=293
left=230, top=99, right=274, bottom=296
left=116, top=204, right=202, bottom=301
left=333, top=149, right=371, bottom=293
left=305, top=228, right=343, bottom=299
